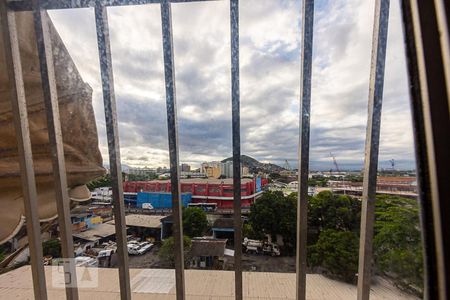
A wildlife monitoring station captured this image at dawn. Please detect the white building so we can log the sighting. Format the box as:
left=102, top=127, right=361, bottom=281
left=127, top=167, right=157, bottom=176
left=220, top=161, right=234, bottom=178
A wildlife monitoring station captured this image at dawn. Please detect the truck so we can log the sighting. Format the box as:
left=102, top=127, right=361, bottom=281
left=127, top=243, right=140, bottom=255
left=242, top=237, right=280, bottom=256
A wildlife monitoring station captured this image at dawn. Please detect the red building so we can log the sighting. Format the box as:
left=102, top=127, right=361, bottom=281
left=123, top=178, right=268, bottom=209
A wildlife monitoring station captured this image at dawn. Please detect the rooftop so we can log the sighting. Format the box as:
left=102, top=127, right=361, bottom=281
left=108, top=214, right=165, bottom=229
left=377, top=176, right=417, bottom=184
left=72, top=223, right=118, bottom=242
left=191, top=238, right=228, bottom=257
left=127, top=178, right=254, bottom=184
left=0, top=266, right=417, bottom=299
left=212, top=218, right=234, bottom=229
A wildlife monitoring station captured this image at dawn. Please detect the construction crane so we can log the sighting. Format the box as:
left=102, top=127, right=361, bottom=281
left=330, top=153, right=346, bottom=195
left=330, top=153, right=340, bottom=173
left=389, top=159, right=395, bottom=170
left=283, top=159, right=292, bottom=171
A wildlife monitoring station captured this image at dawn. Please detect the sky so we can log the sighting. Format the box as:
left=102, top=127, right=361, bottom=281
left=48, top=0, right=416, bottom=171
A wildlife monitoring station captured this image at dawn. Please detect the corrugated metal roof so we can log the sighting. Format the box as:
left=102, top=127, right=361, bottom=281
left=72, top=223, right=117, bottom=241
left=108, top=214, right=164, bottom=229
left=190, top=238, right=227, bottom=257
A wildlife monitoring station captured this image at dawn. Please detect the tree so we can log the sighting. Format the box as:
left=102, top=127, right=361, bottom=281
left=249, top=191, right=297, bottom=251
left=307, top=191, right=361, bottom=244
left=308, top=192, right=423, bottom=294
left=269, top=173, right=281, bottom=180
left=87, top=171, right=140, bottom=190
left=42, top=239, right=61, bottom=258
left=373, top=195, right=423, bottom=293
left=242, top=223, right=264, bottom=240
left=308, top=229, right=359, bottom=283
left=308, top=177, right=329, bottom=187
left=0, top=244, right=7, bottom=263
left=249, top=190, right=423, bottom=294
left=127, top=173, right=158, bottom=181
left=86, top=174, right=111, bottom=190
left=158, top=236, right=192, bottom=267
left=182, top=207, right=208, bottom=238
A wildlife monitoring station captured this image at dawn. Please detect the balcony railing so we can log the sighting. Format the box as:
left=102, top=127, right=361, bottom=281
left=1, top=0, right=449, bottom=299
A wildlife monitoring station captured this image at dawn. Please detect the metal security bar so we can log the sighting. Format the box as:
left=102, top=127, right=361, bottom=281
left=401, top=1, right=450, bottom=299
left=160, top=0, right=186, bottom=298
left=230, top=0, right=242, bottom=299
left=357, top=1, right=390, bottom=299
left=8, top=0, right=221, bottom=11
left=3, top=0, right=450, bottom=299
left=0, top=2, right=47, bottom=299
left=31, top=0, right=79, bottom=299
left=94, top=3, right=132, bottom=300
left=296, top=1, right=313, bottom=299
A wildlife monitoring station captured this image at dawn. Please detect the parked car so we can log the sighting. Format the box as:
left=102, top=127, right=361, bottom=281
left=137, top=242, right=153, bottom=255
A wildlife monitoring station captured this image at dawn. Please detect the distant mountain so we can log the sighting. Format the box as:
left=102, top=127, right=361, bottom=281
left=221, top=155, right=285, bottom=174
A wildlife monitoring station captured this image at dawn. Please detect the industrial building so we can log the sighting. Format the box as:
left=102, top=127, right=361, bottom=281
left=190, top=238, right=228, bottom=269
left=220, top=161, right=234, bottom=178
left=136, top=192, right=192, bottom=209
left=328, top=176, right=418, bottom=198
left=212, top=218, right=234, bottom=241
left=108, top=214, right=165, bottom=241
left=180, top=163, right=191, bottom=172
left=205, top=165, right=221, bottom=179
left=201, top=161, right=222, bottom=178
left=201, top=161, right=249, bottom=179
left=70, top=210, right=103, bottom=233
left=72, top=223, right=118, bottom=245
left=123, top=178, right=268, bottom=209
left=127, top=167, right=157, bottom=176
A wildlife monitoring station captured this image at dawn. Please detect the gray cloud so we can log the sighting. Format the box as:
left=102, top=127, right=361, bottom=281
left=49, top=0, right=416, bottom=170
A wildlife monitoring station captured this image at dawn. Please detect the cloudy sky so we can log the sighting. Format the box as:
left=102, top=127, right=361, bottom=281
left=48, top=0, right=416, bottom=171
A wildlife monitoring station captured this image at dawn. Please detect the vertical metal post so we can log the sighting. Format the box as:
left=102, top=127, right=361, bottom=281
left=160, top=1, right=185, bottom=299
left=94, top=4, right=131, bottom=300
left=296, top=1, right=314, bottom=300
left=400, top=1, right=450, bottom=299
left=30, top=1, right=78, bottom=299
left=230, top=0, right=242, bottom=299
left=0, top=2, right=47, bottom=299
left=434, top=0, right=450, bottom=101
left=400, top=2, right=437, bottom=298
left=357, top=1, right=390, bottom=299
